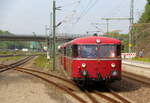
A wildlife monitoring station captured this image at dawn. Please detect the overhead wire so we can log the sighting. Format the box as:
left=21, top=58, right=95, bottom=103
left=59, top=0, right=145, bottom=35
left=58, top=0, right=97, bottom=29
left=74, top=0, right=99, bottom=24
left=62, top=0, right=88, bottom=33
left=100, top=0, right=129, bottom=33
left=103, top=0, right=124, bottom=17
left=60, top=0, right=125, bottom=34
left=113, top=0, right=131, bottom=33
left=59, top=0, right=81, bottom=8
left=60, top=0, right=82, bottom=24
left=78, top=0, right=93, bottom=17
left=57, top=0, right=83, bottom=35
left=101, top=0, right=124, bottom=29
left=62, top=0, right=100, bottom=34
left=67, top=0, right=100, bottom=35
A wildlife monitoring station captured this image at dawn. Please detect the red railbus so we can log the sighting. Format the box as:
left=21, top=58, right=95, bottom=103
left=59, top=36, right=121, bottom=84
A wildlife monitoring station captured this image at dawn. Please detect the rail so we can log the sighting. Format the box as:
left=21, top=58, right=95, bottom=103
left=122, top=60, right=150, bottom=85
left=123, top=71, right=150, bottom=85
left=15, top=67, right=133, bottom=103
left=0, top=56, right=34, bottom=72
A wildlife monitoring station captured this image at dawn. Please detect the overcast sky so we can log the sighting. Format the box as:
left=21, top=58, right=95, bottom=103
left=0, top=0, right=147, bottom=35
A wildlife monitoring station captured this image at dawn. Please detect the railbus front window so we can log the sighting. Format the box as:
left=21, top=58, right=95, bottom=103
left=99, top=45, right=121, bottom=58
left=79, top=45, right=98, bottom=58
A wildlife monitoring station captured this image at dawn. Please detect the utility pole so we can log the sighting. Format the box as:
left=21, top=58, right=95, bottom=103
left=49, top=12, right=53, bottom=58
left=100, top=18, right=109, bottom=33
left=129, top=0, right=134, bottom=53
left=52, top=0, right=56, bottom=71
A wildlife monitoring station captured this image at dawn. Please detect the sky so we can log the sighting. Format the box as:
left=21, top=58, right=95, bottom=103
left=0, top=0, right=147, bottom=36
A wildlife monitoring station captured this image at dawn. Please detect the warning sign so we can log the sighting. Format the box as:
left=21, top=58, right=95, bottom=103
left=128, top=43, right=132, bottom=47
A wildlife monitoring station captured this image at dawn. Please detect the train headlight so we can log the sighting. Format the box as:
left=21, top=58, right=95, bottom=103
left=111, top=63, right=116, bottom=68
left=81, top=63, right=86, bottom=68
left=57, top=45, right=61, bottom=50
left=112, top=71, right=118, bottom=76
left=96, top=39, right=101, bottom=43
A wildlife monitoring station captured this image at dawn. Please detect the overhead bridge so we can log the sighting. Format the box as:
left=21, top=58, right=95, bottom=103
left=0, top=35, right=75, bottom=42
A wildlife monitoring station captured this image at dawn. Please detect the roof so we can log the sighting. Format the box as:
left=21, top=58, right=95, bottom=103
left=70, top=36, right=121, bottom=45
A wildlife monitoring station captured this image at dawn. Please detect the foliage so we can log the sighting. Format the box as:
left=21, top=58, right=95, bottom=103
left=0, top=30, right=14, bottom=36
left=132, top=57, right=150, bottom=63
left=104, top=32, right=129, bottom=52
left=93, top=33, right=98, bottom=36
left=0, top=30, right=30, bottom=49
left=0, top=56, right=26, bottom=62
left=34, top=55, right=52, bottom=70
left=139, top=0, right=150, bottom=23
left=131, top=0, right=150, bottom=57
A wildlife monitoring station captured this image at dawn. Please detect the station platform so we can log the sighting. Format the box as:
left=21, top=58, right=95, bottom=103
left=122, top=59, right=150, bottom=69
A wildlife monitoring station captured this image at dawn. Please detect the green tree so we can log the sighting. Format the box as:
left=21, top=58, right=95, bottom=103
left=139, top=0, right=150, bottom=23
left=0, top=30, right=30, bottom=49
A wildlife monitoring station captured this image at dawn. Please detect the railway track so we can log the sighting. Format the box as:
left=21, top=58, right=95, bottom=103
left=0, top=54, right=14, bottom=57
left=15, top=68, right=87, bottom=103
left=122, top=62, right=150, bottom=86
left=14, top=67, right=132, bottom=103
left=0, top=56, right=133, bottom=103
left=0, top=54, right=30, bottom=58
left=122, top=61, right=150, bottom=70
left=0, top=56, right=34, bottom=73
left=123, top=71, right=150, bottom=85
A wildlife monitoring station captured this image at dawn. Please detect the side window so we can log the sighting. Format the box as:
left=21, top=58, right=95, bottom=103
left=70, top=46, right=72, bottom=57
left=66, top=47, right=69, bottom=56
left=66, top=46, right=72, bottom=57
left=72, top=45, right=78, bottom=58
left=64, top=47, right=66, bottom=56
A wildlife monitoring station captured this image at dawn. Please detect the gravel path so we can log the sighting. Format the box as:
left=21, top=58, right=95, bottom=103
left=0, top=70, right=60, bottom=103
left=109, top=64, right=150, bottom=103
left=111, top=77, right=150, bottom=103
left=0, top=57, right=72, bottom=103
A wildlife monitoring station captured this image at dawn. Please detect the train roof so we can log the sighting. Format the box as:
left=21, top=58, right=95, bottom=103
left=60, top=36, right=121, bottom=48
left=70, top=36, right=121, bottom=45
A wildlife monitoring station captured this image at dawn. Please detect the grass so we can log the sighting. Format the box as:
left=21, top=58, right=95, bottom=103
left=0, top=50, right=46, bottom=56
left=0, top=56, right=26, bottom=62
left=34, top=55, right=52, bottom=70
left=132, top=57, right=150, bottom=63
left=0, top=51, right=14, bottom=55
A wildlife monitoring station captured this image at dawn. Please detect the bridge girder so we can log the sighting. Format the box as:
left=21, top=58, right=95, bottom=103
left=0, top=35, right=74, bottom=42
